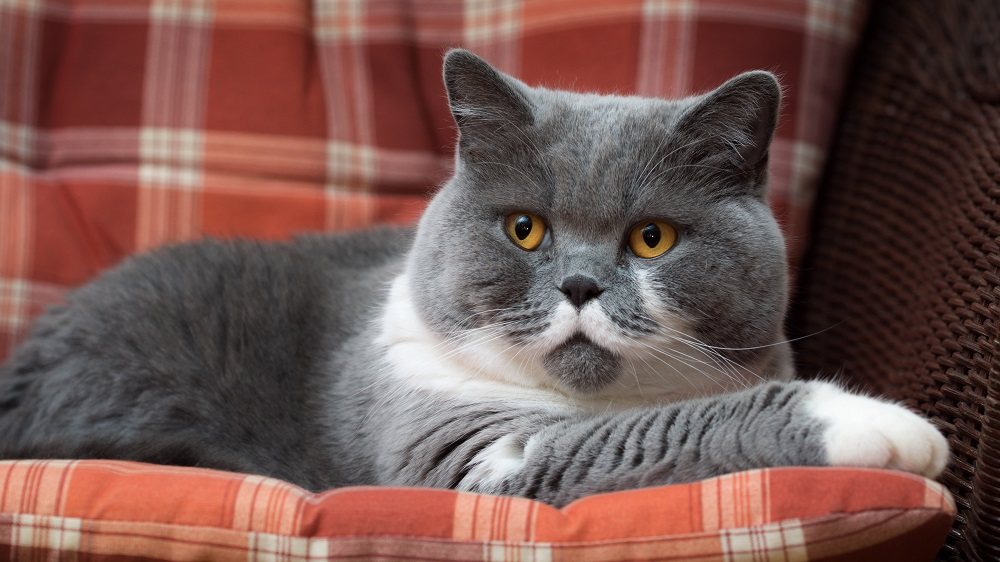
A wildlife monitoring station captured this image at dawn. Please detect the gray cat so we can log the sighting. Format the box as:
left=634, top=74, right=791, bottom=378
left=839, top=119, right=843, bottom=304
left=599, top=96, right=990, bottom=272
left=0, top=50, right=947, bottom=506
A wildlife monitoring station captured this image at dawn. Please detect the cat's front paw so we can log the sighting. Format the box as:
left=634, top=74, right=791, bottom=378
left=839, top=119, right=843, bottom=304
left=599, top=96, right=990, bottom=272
left=806, top=382, right=949, bottom=478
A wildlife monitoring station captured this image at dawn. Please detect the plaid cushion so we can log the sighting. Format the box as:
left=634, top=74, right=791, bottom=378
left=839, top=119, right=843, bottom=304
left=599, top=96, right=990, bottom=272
left=0, top=0, right=869, bottom=356
left=0, top=461, right=953, bottom=561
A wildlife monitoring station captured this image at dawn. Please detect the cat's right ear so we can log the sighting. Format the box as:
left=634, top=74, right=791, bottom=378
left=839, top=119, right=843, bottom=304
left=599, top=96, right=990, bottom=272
left=443, top=49, right=534, bottom=155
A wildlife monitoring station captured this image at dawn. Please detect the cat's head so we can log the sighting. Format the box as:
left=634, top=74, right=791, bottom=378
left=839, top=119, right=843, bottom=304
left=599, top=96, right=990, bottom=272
left=405, top=49, right=790, bottom=401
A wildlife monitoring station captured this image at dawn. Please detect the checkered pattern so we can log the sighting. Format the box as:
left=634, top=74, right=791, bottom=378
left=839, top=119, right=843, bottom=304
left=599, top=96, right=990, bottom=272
left=0, top=461, right=954, bottom=561
left=0, top=0, right=869, bottom=357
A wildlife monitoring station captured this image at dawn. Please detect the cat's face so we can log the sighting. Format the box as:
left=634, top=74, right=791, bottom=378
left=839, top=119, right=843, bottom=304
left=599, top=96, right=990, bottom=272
left=408, top=50, right=789, bottom=399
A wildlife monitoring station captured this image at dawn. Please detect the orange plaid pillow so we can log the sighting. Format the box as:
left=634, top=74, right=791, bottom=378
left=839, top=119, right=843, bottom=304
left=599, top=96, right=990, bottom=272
left=0, top=461, right=953, bottom=561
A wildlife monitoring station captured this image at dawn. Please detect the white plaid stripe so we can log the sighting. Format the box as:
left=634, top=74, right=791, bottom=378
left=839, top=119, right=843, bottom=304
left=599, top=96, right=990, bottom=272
left=136, top=130, right=205, bottom=250
left=463, top=0, right=520, bottom=43
left=139, top=128, right=204, bottom=189
left=0, top=279, right=66, bottom=355
left=136, top=0, right=214, bottom=250
left=230, top=474, right=305, bottom=535
left=150, top=0, right=212, bottom=24
left=637, top=0, right=695, bottom=97
left=326, top=140, right=376, bottom=186
left=0, top=2, right=42, bottom=194
left=701, top=470, right=771, bottom=531
left=0, top=0, right=40, bottom=353
left=485, top=542, right=553, bottom=562
left=0, top=277, right=29, bottom=334
left=248, top=533, right=330, bottom=562
left=316, top=2, right=378, bottom=203
left=12, top=514, right=83, bottom=554
left=0, top=0, right=43, bottom=13
left=373, top=149, right=451, bottom=186
left=324, top=190, right=374, bottom=230
left=642, top=0, right=694, bottom=17
left=806, top=0, right=864, bottom=42
left=143, top=6, right=213, bottom=127
left=0, top=121, right=35, bottom=169
left=314, top=0, right=365, bottom=41
left=463, top=0, right=521, bottom=66
left=721, top=518, right=809, bottom=562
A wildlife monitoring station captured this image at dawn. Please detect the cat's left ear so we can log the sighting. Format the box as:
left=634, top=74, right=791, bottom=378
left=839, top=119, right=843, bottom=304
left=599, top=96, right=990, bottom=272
left=674, top=71, right=782, bottom=190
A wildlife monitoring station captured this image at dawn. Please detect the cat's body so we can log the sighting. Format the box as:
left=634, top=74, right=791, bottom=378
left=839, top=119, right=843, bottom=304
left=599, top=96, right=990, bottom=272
left=0, top=232, right=407, bottom=490
left=0, top=51, right=948, bottom=505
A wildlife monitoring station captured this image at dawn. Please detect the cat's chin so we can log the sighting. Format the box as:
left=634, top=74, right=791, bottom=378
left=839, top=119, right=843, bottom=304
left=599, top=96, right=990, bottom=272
left=542, top=334, right=621, bottom=394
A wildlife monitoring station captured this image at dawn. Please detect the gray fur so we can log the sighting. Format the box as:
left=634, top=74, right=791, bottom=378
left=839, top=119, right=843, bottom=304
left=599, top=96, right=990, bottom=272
left=0, top=50, right=842, bottom=505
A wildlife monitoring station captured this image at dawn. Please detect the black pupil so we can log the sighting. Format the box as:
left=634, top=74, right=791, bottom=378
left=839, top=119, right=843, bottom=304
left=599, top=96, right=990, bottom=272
left=642, top=223, right=661, bottom=248
left=514, top=215, right=533, bottom=240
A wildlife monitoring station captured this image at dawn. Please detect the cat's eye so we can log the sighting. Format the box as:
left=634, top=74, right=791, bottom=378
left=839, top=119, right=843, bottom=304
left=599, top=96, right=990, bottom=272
left=628, top=220, right=677, bottom=259
left=504, top=212, right=546, bottom=251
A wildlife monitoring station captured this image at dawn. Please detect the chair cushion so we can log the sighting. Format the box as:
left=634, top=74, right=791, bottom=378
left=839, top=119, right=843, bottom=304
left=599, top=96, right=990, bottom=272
left=0, top=461, right=952, bottom=561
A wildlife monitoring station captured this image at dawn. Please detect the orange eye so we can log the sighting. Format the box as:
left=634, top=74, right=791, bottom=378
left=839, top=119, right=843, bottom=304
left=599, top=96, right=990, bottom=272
left=504, top=212, right=546, bottom=251
left=628, top=220, right=677, bottom=259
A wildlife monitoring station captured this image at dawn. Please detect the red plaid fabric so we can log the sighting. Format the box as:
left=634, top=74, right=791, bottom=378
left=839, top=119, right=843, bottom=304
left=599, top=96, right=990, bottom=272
left=0, top=461, right=954, bottom=561
left=0, top=0, right=869, bottom=357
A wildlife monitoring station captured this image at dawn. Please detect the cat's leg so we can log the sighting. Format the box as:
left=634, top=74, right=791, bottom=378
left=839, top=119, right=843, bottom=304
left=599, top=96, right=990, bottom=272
left=391, top=381, right=948, bottom=506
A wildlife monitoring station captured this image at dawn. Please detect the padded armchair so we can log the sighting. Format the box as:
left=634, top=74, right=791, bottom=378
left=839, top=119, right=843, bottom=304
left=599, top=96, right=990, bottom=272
left=1, top=0, right=993, bottom=559
left=792, top=1, right=1000, bottom=560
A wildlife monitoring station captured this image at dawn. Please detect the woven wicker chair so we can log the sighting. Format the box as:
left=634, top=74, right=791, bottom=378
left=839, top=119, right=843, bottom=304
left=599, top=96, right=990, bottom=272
left=791, top=1, right=1000, bottom=560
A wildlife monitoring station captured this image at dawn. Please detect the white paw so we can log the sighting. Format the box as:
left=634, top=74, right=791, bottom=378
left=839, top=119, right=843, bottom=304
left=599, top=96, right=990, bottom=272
left=806, top=382, right=949, bottom=478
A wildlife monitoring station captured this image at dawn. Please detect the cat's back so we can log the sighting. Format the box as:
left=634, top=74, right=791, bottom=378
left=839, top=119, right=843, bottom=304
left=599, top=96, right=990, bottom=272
left=9, top=226, right=411, bottom=373
left=0, top=227, right=412, bottom=487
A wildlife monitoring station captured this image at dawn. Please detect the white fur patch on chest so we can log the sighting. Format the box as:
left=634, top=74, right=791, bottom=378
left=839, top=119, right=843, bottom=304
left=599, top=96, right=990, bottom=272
left=376, top=273, right=578, bottom=411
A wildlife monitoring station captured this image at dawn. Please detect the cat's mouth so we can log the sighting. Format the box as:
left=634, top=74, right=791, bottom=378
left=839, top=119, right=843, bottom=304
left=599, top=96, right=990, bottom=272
left=541, top=333, right=621, bottom=393
left=537, top=300, right=636, bottom=357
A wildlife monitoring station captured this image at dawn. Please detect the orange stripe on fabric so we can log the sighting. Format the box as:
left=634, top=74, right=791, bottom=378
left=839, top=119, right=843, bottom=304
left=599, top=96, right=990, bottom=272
left=528, top=501, right=538, bottom=542
left=764, top=467, right=772, bottom=523
left=52, top=460, right=74, bottom=516
left=218, top=477, right=240, bottom=530
left=21, top=460, right=40, bottom=515
left=0, top=461, right=15, bottom=513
